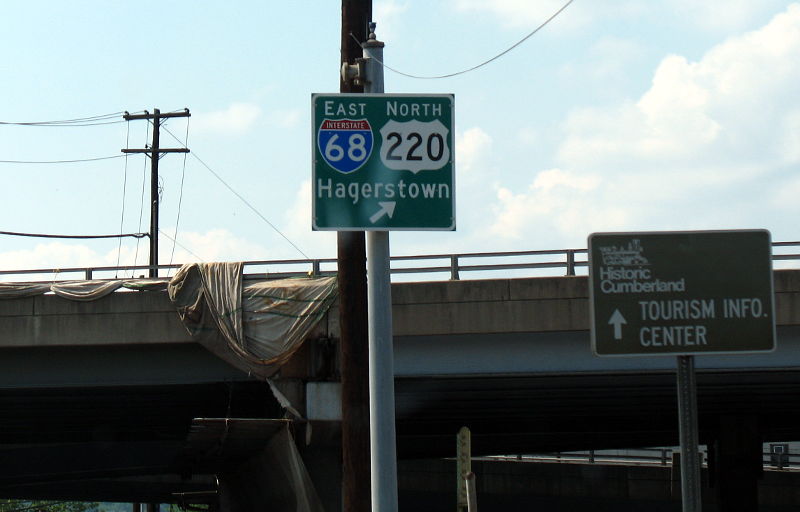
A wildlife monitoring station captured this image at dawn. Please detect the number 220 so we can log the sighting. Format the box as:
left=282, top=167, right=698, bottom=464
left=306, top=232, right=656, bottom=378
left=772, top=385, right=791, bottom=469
left=385, top=131, right=445, bottom=162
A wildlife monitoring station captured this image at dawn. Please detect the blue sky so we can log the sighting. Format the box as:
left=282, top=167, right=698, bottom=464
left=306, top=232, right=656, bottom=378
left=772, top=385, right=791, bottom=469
left=1, top=1, right=798, bottom=273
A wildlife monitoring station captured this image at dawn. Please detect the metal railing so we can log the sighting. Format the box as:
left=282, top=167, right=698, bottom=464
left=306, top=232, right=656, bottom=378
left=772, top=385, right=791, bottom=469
left=485, top=447, right=800, bottom=471
left=0, top=242, right=798, bottom=284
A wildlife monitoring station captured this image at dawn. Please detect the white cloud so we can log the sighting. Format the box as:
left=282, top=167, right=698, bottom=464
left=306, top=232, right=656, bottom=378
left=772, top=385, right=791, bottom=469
left=456, top=126, right=492, bottom=175
left=193, top=103, right=262, bottom=135
left=268, top=109, right=302, bottom=129
left=165, top=228, right=272, bottom=262
left=488, top=4, right=800, bottom=244
left=0, top=242, right=100, bottom=275
left=561, top=4, right=800, bottom=170
left=779, top=109, right=800, bottom=163
left=112, top=229, right=276, bottom=271
left=489, top=168, right=608, bottom=241
left=374, top=1, right=410, bottom=41
left=283, top=180, right=336, bottom=259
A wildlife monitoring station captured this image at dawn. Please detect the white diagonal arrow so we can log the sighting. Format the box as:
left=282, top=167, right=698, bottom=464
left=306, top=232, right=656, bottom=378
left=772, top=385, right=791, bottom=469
left=369, top=201, right=396, bottom=224
left=608, top=309, right=627, bottom=340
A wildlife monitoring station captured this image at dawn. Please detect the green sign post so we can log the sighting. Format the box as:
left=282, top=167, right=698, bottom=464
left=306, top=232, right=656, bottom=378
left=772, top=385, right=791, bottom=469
left=588, top=230, right=776, bottom=356
left=312, top=93, right=455, bottom=230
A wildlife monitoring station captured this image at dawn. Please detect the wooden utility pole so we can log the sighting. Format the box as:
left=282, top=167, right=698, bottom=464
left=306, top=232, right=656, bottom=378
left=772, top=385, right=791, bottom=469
left=339, top=2, right=371, bottom=511
left=122, top=108, right=191, bottom=277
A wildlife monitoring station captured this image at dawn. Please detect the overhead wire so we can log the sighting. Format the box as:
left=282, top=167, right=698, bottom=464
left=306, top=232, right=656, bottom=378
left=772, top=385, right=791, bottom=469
left=0, top=119, right=128, bottom=127
left=168, top=116, right=191, bottom=274
left=0, top=110, right=149, bottom=269
left=0, top=230, right=147, bottom=239
left=0, top=111, right=126, bottom=126
left=132, top=119, right=151, bottom=275
left=116, top=119, right=132, bottom=277
left=0, top=154, right=124, bottom=164
left=350, top=0, right=574, bottom=80
left=0, top=111, right=132, bottom=168
left=2, top=108, right=310, bottom=264
left=161, top=125, right=312, bottom=261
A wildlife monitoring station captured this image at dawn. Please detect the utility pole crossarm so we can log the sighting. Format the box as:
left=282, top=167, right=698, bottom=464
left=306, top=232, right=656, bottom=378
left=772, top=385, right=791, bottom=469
left=123, top=110, right=191, bottom=121
left=121, top=148, right=190, bottom=154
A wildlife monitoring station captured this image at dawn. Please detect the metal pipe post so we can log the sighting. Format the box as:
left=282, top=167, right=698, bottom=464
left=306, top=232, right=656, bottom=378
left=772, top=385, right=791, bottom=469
left=677, top=355, right=702, bottom=511
left=363, top=25, right=398, bottom=512
left=367, top=229, right=397, bottom=512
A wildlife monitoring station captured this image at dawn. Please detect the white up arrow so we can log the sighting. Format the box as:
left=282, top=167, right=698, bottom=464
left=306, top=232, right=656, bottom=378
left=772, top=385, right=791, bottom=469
left=608, top=309, right=627, bottom=340
left=369, top=201, right=396, bottom=224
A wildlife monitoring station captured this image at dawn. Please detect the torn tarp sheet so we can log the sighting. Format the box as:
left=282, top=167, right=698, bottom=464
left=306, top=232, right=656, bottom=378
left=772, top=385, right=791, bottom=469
left=0, top=279, right=168, bottom=300
left=168, top=262, right=337, bottom=379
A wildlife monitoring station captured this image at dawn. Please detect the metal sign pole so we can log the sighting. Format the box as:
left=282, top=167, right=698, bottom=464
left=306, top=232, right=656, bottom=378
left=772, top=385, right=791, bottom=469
left=363, top=26, right=399, bottom=512
left=677, top=355, right=702, bottom=511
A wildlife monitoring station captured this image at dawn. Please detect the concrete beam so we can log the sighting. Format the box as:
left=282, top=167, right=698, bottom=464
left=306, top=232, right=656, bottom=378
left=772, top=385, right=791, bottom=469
left=0, top=291, right=189, bottom=347
left=0, top=270, right=797, bottom=350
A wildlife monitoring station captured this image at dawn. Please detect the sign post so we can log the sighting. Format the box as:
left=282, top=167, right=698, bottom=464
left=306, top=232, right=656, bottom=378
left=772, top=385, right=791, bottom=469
left=588, top=230, right=776, bottom=512
left=676, top=354, right=701, bottom=511
left=315, top=25, right=457, bottom=512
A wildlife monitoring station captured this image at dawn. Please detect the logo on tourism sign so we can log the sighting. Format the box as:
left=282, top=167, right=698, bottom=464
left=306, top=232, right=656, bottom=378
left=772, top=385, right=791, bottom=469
left=599, top=239, right=650, bottom=266
left=378, top=120, right=450, bottom=174
left=317, top=118, right=374, bottom=174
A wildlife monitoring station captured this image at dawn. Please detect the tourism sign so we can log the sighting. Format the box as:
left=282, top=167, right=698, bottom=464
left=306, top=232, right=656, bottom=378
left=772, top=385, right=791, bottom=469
left=589, top=230, right=775, bottom=356
left=312, top=93, right=454, bottom=230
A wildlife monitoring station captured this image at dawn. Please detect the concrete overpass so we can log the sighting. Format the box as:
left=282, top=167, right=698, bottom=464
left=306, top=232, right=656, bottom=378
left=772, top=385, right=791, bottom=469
left=0, top=251, right=799, bottom=509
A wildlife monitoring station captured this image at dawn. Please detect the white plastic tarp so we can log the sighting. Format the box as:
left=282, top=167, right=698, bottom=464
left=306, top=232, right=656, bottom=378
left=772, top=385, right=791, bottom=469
left=0, top=279, right=167, bottom=300
left=168, top=262, right=337, bottom=379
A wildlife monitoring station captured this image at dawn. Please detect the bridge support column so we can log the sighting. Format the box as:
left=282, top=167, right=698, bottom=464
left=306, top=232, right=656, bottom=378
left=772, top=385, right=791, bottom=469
left=217, top=426, right=326, bottom=512
left=711, top=415, right=762, bottom=512
left=297, top=424, right=344, bottom=512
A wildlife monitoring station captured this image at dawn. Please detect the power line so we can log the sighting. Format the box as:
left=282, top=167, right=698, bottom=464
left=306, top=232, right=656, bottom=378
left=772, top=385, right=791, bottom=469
left=0, top=119, right=127, bottom=127
left=116, top=120, right=132, bottom=276
left=169, top=117, right=191, bottom=268
left=133, top=119, right=151, bottom=274
left=0, top=111, right=129, bottom=126
left=0, top=155, right=125, bottom=164
left=351, top=0, right=574, bottom=80
left=0, top=230, right=148, bottom=239
left=161, top=125, right=312, bottom=261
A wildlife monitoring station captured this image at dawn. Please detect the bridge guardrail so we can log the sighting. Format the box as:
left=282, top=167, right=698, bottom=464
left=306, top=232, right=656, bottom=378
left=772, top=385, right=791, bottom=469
left=488, top=446, right=800, bottom=471
left=0, top=242, right=798, bottom=284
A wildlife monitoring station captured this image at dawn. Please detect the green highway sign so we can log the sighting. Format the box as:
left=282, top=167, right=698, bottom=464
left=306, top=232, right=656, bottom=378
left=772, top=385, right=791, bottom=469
left=588, top=230, right=776, bottom=356
left=312, top=93, right=455, bottom=230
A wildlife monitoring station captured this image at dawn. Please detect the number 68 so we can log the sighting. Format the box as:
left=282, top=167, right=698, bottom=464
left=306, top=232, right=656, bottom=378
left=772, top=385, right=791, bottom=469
left=324, top=133, right=369, bottom=162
